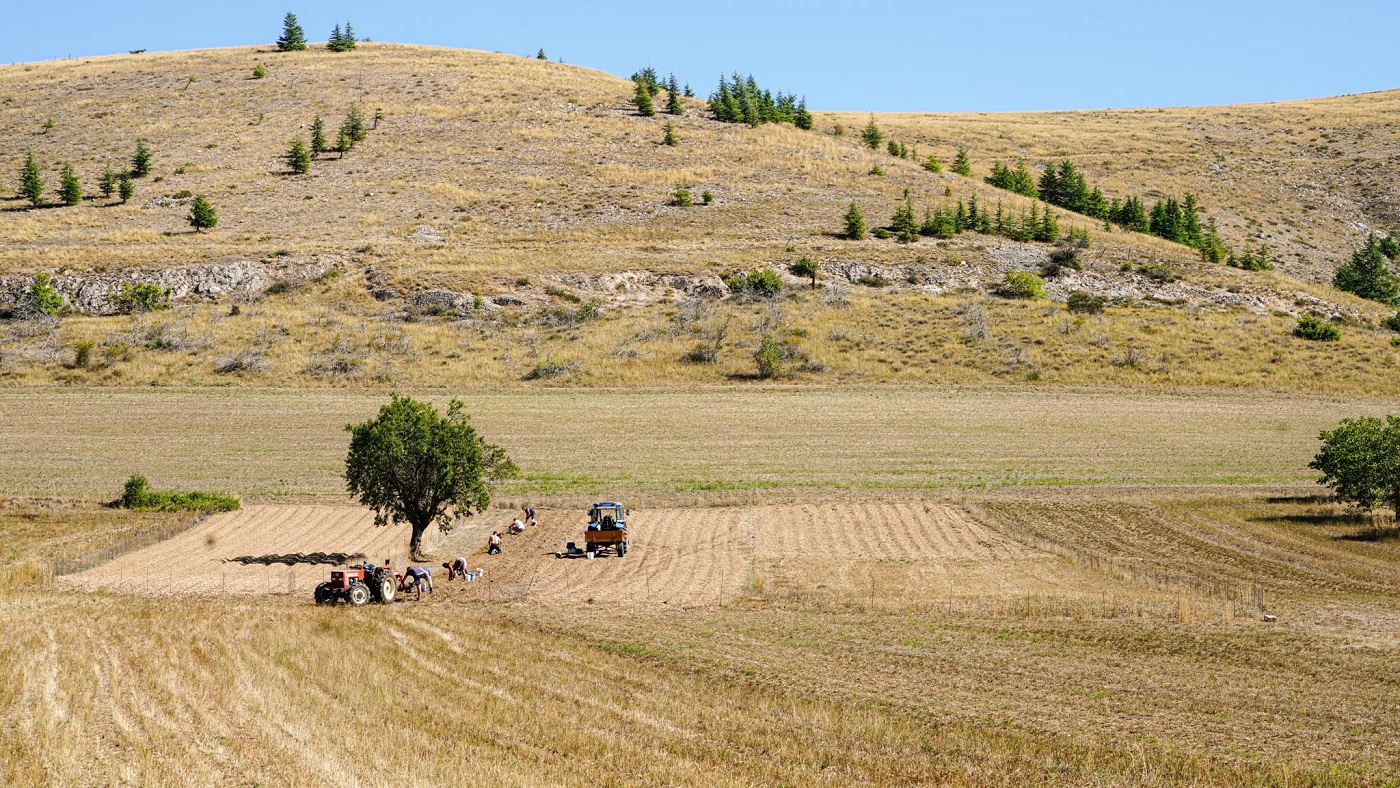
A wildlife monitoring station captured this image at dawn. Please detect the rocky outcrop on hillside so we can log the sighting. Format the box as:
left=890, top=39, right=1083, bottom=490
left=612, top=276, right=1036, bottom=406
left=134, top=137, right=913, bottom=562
left=0, top=258, right=338, bottom=315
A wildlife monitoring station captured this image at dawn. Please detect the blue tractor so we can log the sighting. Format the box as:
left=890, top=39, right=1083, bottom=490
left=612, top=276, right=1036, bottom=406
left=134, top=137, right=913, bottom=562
left=584, top=501, right=629, bottom=557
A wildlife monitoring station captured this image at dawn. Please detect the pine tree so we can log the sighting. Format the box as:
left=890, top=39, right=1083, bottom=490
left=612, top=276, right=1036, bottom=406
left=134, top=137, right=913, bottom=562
left=131, top=139, right=153, bottom=178
left=18, top=150, right=44, bottom=207
left=891, top=198, right=920, bottom=243
left=59, top=162, right=82, bottom=205
left=277, top=12, right=306, bottom=51
left=1036, top=206, right=1059, bottom=242
left=634, top=80, right=655, bottom=117
left=794, top=98, right=813, bottom=130
left=1334, top=234, right=1400, bottom=304
left=117, top=172, right=134, bottom=203
left=1198, top=217, right=1227, bottom=263
left=99, top=164, right=117, bottom=199
left=952, top=147, right=972, bottom=176
left=662, top=122, right=679, bottom=146
left=310, top=115, right=327, bottom=157
left=922, top=154, right=942, bottom=173
left=1038, top=162, right=1061, bottom=206
left=1182, top=193, right=1203, bottom=248
left=345, top=104, right=368, bottom=143
left=537, top=48, right=547, bottom=60
left=335, top=126, right=352, bottom=157
left=188, top=194, right=217, bottom=232
left=666, top=74, right=683, bottom=115
left=861, top=116, right=883, bottom=150
left=843, top=200, right=867, bottom=240
left=684, top=84, right=694, bottom=98
left=341, top=21, right=357, bottom=50
left=328, top=24, right=343, bottom=51
left=286, top=137, right=311, bottom=174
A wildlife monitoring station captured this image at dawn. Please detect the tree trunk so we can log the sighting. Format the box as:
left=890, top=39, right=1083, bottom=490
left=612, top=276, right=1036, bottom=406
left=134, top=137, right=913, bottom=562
left=409, top=520, right=428, bottom=562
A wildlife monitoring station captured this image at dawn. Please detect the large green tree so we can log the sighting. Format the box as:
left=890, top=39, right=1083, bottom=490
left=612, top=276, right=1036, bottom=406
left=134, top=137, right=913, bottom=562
left=277, top=12, right=307, bottom=51
left=1310, top=415, right=1400, bottom=516
left=842, top=200, right=866, bottom=240
left=345, top=396, right=517, bottom=559
left=1334, top=234, right=1400, bottom=305
left=634, top=80, right=655, bottom=117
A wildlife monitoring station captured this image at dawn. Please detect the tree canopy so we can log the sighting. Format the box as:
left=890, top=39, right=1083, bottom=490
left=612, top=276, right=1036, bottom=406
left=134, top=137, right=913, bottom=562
left=1334, top=234, right=1399, bottom=305
left=345, top=396, right=517, bottom=558
left=1310, top=415, right=1400, bottom=516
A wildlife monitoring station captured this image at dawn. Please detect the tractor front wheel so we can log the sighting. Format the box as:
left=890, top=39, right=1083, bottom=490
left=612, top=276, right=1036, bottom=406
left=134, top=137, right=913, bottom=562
left=378, top=575, right=396, bottom=604
left=314, top=582, right=334, bottom=605
left=347, top=581, right=371, bottom=607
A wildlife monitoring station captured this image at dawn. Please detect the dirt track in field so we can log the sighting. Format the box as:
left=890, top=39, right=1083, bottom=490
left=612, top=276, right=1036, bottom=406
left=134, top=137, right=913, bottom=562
left=58, top=502, right=1072, bottom=605
left=55, top=505, right=446, bottom=596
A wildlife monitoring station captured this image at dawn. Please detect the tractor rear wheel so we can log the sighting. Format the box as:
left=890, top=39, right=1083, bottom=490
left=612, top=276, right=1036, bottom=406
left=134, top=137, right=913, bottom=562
left=616, top=542, right=627, bottom=557
left=378, top=575, right=396, bottom=604
left=314, top=582, right=334, bottom=605
left=347, top=581, right=371, bottom=607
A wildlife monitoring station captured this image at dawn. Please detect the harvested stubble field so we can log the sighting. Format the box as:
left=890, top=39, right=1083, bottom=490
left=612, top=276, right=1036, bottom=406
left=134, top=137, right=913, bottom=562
left=54, top=504, right=442, bottom=596
left=0, top=385, right=1386, bottom=500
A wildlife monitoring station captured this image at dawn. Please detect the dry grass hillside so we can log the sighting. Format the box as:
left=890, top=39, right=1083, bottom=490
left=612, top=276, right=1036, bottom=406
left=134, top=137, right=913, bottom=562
left=828, top=90, right=1400, bottom=282
left=3, top=44, right=1400, bottom=391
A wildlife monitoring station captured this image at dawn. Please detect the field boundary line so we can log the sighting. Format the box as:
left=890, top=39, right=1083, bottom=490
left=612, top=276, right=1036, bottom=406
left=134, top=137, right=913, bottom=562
left=51, top=507, right=219, bottom=577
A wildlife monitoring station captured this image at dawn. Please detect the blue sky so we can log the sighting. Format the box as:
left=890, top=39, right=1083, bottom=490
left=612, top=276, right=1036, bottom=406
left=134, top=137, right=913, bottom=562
left=3, top=0, right=1397, bottom=112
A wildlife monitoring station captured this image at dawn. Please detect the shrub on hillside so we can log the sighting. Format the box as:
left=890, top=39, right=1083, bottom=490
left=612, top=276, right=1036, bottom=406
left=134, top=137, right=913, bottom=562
left=724, top=269, right=783, bottom=300
left=106, top=282, right=171, bottom=314
left=1136, top=263, right=1178, bottom=283
left=1066, top=291, right=1106, bottom=314
left=1294, top=314, right=1340, bottom=341
left=1384, top=312, right=1400, bottom=332
left=118, top=475, right=239, bottom=513
left=1334, top=234, right=1399, bottom=305
left=994, top=271, right=1046, bottom=300
left=671, top=186, right=693, bottom=207
left=22, top=273, right=63, bottom=317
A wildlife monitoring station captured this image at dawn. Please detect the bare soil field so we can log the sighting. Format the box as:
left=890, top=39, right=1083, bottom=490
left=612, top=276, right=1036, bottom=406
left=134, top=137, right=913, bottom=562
left=56, top=504, right=440, bottom=596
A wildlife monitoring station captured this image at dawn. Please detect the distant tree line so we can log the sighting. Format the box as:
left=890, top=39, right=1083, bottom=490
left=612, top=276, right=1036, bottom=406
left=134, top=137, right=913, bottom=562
left=843, top=191, right=1089, bottom=248
left=275, top=12, right=359, bottom=52
left=15, top=140, right=146, bottom=208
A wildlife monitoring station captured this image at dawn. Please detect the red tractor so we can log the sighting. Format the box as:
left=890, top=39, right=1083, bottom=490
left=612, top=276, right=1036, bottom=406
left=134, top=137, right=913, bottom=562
left=314, top=563, right=396, bottom=606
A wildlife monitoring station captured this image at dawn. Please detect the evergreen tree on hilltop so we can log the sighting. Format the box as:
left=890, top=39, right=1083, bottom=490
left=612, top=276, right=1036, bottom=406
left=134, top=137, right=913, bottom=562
left=666, top=73, right=684, bottom=116
left=286, top=136, right=311, bottom=174
left=99, top=164, right=117, bottom=200
left=59, top=162, right=82, bottom=205
left=131, top=139, right=153, bottom=178
left=843, top=200, right=867, bottom=240
left=188, top=194, right=217, bottom=232
left=310, top=115, right=327, bottom=157
left=277, top=12, right=307, bottom=51
left=329, top=24, right=343, bottom=51
left=631, top=67, right=661, bottom=96
left=537, top=48, right=547, bottom=60
left=794, top=97, right=813, bottom=130
left=18, top=150, right=44, bottom=207
left=952, top=146, right=972, bottom=176
left=861, top=116, right=883, bottom=149
left=1335, top=234, right=1400, bottom=304
left=342, top=21, right=357, bottom=50
left=634, top=80, right=655, bottom=117
left=345, top=104, right=368, bottom=143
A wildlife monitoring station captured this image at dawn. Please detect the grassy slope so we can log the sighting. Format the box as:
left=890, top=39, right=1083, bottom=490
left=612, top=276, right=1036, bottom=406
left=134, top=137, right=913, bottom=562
left=827, top=89, right=1400, bottom=283
left=0, top=44, right=1392, bottom=288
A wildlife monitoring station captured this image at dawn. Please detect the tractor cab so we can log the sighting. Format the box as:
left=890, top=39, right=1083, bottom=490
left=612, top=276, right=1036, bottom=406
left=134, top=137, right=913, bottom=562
left=588, top=502, right=627, bottom=531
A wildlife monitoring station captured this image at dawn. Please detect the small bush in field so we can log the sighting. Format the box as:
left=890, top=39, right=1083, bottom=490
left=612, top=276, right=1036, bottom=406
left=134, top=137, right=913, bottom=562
left=1294, top=314, right=1340, bottom=341
left=995, top=271, right=1046, bottom=300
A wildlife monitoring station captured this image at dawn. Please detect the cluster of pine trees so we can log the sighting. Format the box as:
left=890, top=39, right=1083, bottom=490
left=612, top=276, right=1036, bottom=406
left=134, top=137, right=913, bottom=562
left=15, top=141, right=147, bottom=208
left=276, top=13, right=357, bottom=52
left=844, top=192, right=1087, bottom=247
left=327, top=21, right=358, bottom=52
left=1335, top=234, right=1400, bottom=305
left=631, top=67, right=690, bottom=118
left=707, top=73, right=812, bottom=129
left=292, top=104, right=374, bottom=172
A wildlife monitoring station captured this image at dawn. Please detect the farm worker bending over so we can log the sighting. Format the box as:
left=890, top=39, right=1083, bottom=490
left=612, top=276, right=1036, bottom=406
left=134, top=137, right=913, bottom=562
left=488, top=531, right=502, bottom=555
left=403, top=566, right=433, bottom=599
left=508, top=518, right=525, bottom=534
left=522, top=505, right=536, bottom=525
left=443, top=557, right=471, bottom=581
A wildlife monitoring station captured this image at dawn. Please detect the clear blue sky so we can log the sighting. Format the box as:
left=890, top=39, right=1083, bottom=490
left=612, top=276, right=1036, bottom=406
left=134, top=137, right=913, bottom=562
left=4, top=0, right=1397, bottom=112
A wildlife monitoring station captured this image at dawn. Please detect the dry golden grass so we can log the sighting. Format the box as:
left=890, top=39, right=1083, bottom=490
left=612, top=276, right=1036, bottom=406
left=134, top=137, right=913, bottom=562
left=0, top=385, right=1387, bottom=500
left=5, top=274, right=1400, bottom=395
left=2, top=42, right=1390, bottom=295
left=825, top=90, right=1400, bottom=283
